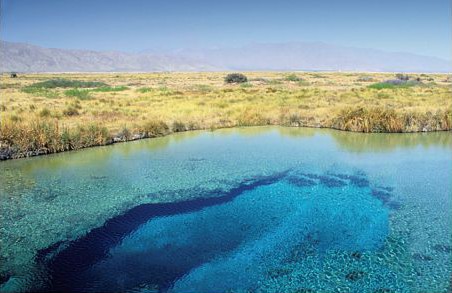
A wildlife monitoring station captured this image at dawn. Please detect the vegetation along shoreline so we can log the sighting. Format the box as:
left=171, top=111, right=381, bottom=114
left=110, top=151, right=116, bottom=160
left=1, top=72, right=451, bottom=160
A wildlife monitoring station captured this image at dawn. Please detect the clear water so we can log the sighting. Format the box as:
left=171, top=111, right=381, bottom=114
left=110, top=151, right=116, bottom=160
left=0, top=127, right=451, bottom=293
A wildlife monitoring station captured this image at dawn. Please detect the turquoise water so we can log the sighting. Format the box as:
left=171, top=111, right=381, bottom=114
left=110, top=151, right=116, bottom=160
left=0, top=127, right=451, bottom=292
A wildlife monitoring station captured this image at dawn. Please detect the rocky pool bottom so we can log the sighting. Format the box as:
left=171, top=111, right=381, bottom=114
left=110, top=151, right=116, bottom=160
left=0, top=127, right=451, bottom=292
left=8, top=170, right=448, bottom=293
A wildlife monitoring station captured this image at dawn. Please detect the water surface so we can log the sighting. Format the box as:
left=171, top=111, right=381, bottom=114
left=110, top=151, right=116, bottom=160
left=0, top=127, right=451, bottom=292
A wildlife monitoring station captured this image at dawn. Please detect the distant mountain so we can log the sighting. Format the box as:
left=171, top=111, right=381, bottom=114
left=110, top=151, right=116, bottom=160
left=178, top=42, right=451, bottom=72
left=0, top=41, right=217, bottom=72
left=1, top=41, right=450, bottom=73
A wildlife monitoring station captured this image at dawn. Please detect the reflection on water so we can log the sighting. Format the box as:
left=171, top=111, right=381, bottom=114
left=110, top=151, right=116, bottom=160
left=329, top=129, right=452, bottom=153
left=0, top=127, right=451, bottom=292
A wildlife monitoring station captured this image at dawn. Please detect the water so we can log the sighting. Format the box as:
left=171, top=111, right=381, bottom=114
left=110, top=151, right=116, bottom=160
left=0, top=127, right=451, bottom=292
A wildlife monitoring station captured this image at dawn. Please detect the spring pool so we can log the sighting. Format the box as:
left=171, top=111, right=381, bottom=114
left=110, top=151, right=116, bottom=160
left=0, top=127, right=451, bottom=292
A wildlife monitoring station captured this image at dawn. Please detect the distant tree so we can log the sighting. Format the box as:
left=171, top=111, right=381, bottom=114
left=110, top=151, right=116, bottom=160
left=10, top=72, right=17, bottom=78
left=224, top=73, right=248, bottom=84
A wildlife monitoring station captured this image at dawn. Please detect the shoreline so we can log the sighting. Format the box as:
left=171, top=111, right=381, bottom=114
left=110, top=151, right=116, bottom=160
left=1, top=124, right=451, bottom=161
left=2, top=72, right=450, bottom=161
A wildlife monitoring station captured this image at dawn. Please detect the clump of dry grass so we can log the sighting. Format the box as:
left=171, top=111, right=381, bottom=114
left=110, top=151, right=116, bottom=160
left=137, top=121, right=170, bottom=137
left=331, top=107, right=452, bottom=132
left=0, top=118, right=110, bottom=159
left=331, top=108, right=404, bottom=132
left=237, top=108, right=271, bottom=126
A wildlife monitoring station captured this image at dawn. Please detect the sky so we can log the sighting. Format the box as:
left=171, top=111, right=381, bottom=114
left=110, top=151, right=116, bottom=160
left=1, top=0, right=451, bottom=60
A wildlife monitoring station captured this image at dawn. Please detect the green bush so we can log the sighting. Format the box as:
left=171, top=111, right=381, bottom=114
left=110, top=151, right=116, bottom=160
left=26, top=79, right=108, bottom=89
left=64, top=89, right=92, bottom=100
left=225, top=73, right=248, bottom=84
left=368, top=80, right=420, bottom=90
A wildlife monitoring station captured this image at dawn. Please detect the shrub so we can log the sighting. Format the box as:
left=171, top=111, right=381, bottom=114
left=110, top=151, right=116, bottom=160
left=395, top=74, right=410, bottom=81
left=285, top=74, right=303, bottom=82
left=71, top=124, right=111, bottom=149
left=225, top=73, right=248, bottom=84
left=288, top=113, right=302, bottom=126
left=140, top=121, right=170, bottom=137
left=172, top=121, right=186, bottom=132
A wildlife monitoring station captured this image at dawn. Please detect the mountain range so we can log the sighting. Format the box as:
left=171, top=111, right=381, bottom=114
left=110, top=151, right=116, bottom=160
left=1, top=41, right=450, bottom=73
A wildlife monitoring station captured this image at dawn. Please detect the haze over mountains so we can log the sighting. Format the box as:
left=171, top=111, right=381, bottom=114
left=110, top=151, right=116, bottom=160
left=1, top=40, right=450, bottom=73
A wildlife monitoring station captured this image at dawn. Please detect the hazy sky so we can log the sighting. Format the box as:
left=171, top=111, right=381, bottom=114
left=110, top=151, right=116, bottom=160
left=1, top=0, right=451, bottom=59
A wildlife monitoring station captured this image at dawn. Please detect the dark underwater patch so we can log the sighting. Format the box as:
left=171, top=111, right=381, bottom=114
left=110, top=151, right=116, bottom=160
left=329, top=173, right=370, bottom=188
left=345, top=270, right=366, bottom=282
left=370, top=188, right=401, bottom=210
left=36, top=171, right=290, bottom=292
left=0, top=273, right=11, bottom=287
left=301, top=173, right=322, bottom=180
left=371, top=189, right=392, bottom=203
left=432, top=244, right=452, bottom=253
left=281, top=171, right=398, bottom=210
left=318, top=175, right=347, bottom=187
left=34, top=169, right=394, bottom=292
left=412, top=253, right=433, bottom=262
left=286, top=175, right=317, bottom=187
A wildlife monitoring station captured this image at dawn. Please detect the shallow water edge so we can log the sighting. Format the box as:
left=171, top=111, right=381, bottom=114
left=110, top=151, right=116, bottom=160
left=1, top=125, right=451, bottom=161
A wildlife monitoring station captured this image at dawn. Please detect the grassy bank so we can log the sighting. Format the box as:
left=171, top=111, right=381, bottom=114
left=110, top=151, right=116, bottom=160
left=1, top=72, right=451, bottom=159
